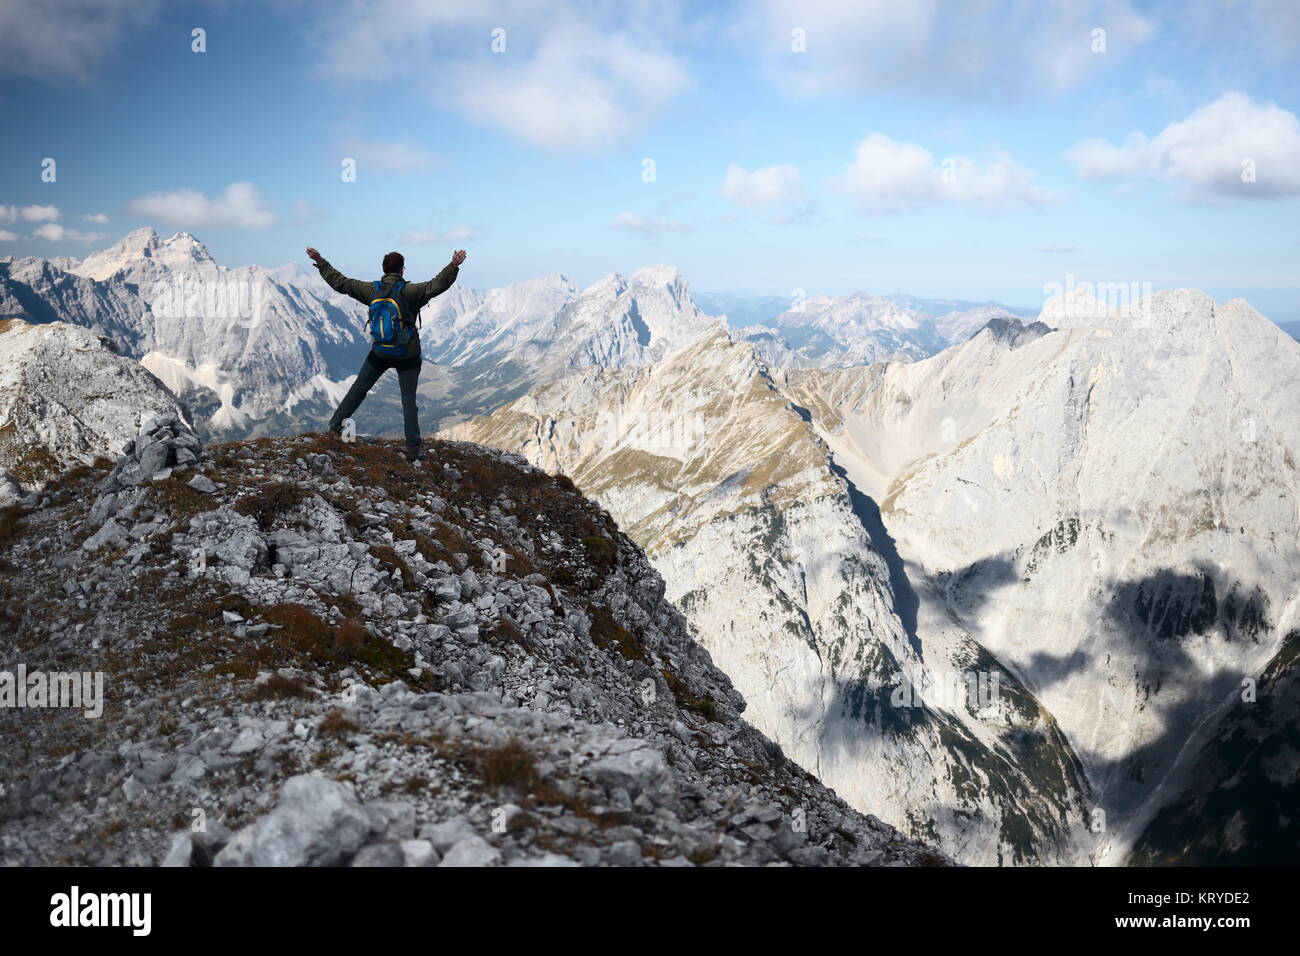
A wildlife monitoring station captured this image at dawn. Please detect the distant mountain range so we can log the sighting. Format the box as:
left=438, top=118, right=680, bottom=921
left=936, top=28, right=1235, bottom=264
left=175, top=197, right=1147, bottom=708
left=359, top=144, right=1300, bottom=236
left=4, top=229, right=1296, bottom=866
left=2, top=230, right=1040, bottom=440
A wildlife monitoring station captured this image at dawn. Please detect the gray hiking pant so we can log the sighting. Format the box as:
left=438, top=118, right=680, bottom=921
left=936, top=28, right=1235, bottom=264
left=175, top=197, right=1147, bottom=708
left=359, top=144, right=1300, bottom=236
left=329, top=351, right=421, bottom=452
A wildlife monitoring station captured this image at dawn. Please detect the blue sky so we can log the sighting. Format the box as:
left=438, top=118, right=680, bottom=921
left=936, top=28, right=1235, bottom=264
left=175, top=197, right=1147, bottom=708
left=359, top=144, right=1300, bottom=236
left=1, top=0, right=1297, bottom=318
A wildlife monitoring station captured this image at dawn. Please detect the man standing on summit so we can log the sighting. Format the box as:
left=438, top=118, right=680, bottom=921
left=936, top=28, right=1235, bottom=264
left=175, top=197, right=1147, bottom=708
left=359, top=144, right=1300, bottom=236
left=306, top=246, right=467, bottom=461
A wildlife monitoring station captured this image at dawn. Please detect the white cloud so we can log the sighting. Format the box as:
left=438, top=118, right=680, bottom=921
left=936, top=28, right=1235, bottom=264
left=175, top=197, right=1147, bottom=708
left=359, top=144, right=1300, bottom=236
left=753, top=0, right=1155, bottom=100
left=401, top=225, right=479, bottom=243
left=83, top=212, right=110, bottom=223
left=0, top=206, right=14, bottom=224
left=1066, top=91, right=1300, bottom=202
left=0, top=0, right=160, bottom=82
left=312, top=2, right=691, bottom=151
left=33, top=223, right=105, bottom=242
left=125, top=182, right=278, bottom=229
left=835, top=133, right=1055, bottom=213
left=719, top=163, right=804, bottom=206
left=0, top=230, right=18, bottom=241
left=1068, top=134, right=1150, bottom=181
left=21, top=205, right=59, bottom=222
left=611, top=211, right=691, bottom=235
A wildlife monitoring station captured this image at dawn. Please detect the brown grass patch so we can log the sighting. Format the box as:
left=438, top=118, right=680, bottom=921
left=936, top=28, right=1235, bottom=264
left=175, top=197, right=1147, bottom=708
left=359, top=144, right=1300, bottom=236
left=588, top=604, right=648, bottom=663
left=473, top=738, right=540, bottom=792
left=213, top=604, right=424, bottom=692
left=233, top=481, right=308, bottom=530
left=319, top=708, right=359, bottom=738
left=421, top=520, right=481, bottom=570
left=485, top=615, right=529, bottom=649
left=153, top=473, right=222, bottom=522
left=661, top=667, right=719, bottom=722
left=0, top=504, right=28, bottom=551
left=581, top=535, right=615, bottom=568
left=334, top=617, right=368, bottom=654
left=191, top=591, right=254, bottom=621
left=0, top=423, right=60, bottom=484
left=243, top=672, right=315, bottom=701
left=245, top=604, right=395, bottom=670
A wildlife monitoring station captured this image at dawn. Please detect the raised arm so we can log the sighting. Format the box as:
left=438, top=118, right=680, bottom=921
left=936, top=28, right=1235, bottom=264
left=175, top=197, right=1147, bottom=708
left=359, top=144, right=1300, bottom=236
left=406, top=250, right=467, bottom=308
left=305, top=247, right=373, bottom=304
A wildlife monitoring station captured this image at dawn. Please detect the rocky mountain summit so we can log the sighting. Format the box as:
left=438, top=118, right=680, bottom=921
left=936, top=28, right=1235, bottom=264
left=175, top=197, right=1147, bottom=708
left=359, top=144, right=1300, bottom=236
left=0, top=430, right=946, bottom=867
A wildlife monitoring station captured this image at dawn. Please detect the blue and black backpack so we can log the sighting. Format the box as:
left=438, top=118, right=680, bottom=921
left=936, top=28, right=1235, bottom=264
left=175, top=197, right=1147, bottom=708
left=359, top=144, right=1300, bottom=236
left=367, top=278, right=415, bottom=356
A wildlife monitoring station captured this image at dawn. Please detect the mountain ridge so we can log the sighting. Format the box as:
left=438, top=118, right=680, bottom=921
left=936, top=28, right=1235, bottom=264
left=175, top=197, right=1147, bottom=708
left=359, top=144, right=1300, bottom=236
left=7, top=231, right=1047, bottom=444
left=448, top=291, right=1300, bottom=864
left=0, top=428, right=949, bottom=867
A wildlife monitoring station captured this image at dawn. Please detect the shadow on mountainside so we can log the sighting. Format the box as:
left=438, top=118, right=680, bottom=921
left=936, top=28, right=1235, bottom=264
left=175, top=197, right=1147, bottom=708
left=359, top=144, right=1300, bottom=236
left=1127, top=627, right=1300, bottom=865
left=1077, top=563, right=1280, bottom=861
left=825, top=455, right=922, bottom=657
left=801, top=664, right=1091, bottom=865
left=784, top=543, right=1285, bottom=864
left=759, top=545, right=1093, bottom=865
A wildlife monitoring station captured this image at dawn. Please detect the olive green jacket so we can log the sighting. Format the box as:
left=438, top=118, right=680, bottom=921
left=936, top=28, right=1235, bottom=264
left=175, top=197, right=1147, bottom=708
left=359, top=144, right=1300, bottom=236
left=313, top=258, right=459, bottom=359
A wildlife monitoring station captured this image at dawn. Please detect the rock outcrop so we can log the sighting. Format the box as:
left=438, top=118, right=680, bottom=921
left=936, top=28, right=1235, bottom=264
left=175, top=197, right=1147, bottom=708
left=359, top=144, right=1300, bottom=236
left=0, top=318, right=188, bottom=504
left=0, top=434, right=947, bottom=867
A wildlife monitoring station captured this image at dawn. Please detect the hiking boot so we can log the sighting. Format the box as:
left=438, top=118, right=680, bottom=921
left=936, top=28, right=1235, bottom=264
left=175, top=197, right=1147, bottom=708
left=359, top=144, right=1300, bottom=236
left=403, top=446, right=423, bottom=463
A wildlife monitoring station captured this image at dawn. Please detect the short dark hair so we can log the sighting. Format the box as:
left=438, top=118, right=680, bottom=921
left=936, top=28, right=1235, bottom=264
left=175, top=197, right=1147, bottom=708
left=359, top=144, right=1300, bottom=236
left=382, top=251, right=405, bottom=274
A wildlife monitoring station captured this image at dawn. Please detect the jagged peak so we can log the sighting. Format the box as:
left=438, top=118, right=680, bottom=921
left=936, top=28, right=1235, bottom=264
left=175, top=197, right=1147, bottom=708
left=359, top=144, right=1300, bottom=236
left=160, top=230, right=215, bottom=262
left=973, top=315, right=1055, bottom=349
left=82, top=226, right=160, bottom=258
left=164, top=230, right=207, bottom=249
left=71, top=227, right=218, bottom=281
left=534, top=270, right=578, bottom=288
left=679, top=321, right=734, bottom=351
left=580, top=271, right=629, bottom=298
left=489, top=271, right=580, bottom=298
left=122, top=225, right=161, bottom=242
left=629, top=263, right=684, bottom=288
left=1036, top=286, right=1267, bottom=339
